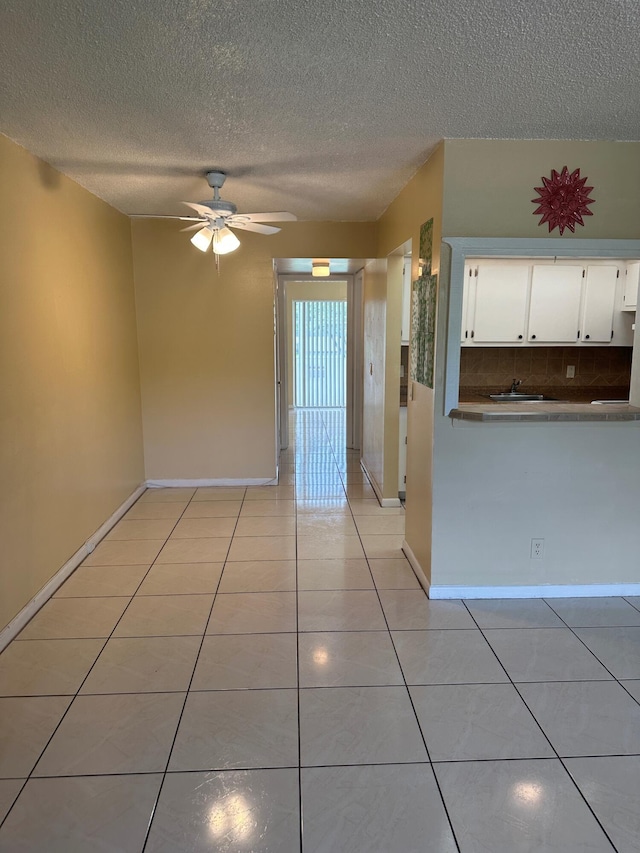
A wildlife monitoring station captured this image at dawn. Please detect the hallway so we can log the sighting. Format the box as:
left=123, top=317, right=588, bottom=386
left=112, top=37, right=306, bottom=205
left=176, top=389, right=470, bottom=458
left=1, top=409, right=640, bottom=851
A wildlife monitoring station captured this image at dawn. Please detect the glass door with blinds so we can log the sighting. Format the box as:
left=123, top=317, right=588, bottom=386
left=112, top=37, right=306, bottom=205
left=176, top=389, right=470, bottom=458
left=293, top=300, right=347, bottom=408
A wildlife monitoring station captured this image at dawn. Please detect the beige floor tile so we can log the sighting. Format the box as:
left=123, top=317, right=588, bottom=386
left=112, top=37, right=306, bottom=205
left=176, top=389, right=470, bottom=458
left=207, top=592, right=297, bottom=634
left=105, top=519, right=176, bottom=541
left=299, top=686, right=427, bottom=767
left=296, top=500, right=351, bottom=516
left=354, top=515, right=405, bottom=536
left=54, top=564, right=149, bottom=598
left=392, top=630, right=509, bottom=685
left=344, top=485, right=376, bottom=500
left=574, top=627, right=640, bottom=679
left=0, top=774, right=162, bottom=853
left=296, top=485, right=346, bottom=500
left=301, top=765, right=457, bottom=853
left=410, top=683, right=554, bottom=762
left=34, top=693, right=185, bottom=776
left=170, top=516, right=237, bottom=538
left=622, top=680, right=640, bottom=702
left=348, top=500, right=404, bottom=516
left=146, top=769, right=300, bottom=853
left=157, top=537, right=231, bottom=563
left=465, top=599, right=565, bottom=629
left=298, top=631, right=404, bottom=687
left=547, top=597, right=640, bottom=627
left=239, top=499, right=296, bottom=517
left=518, top=681, right=640, bottom=756
left=124, top=502, right=186, bottom=521
left=297, top=558, right=374, bottom=590
left=565, top=756, right=640, bottom=853
left=18, top=597, right=130, bottom=640
left=296, top=515, right=358, bottom=537
left=217, top=560, right=296, bottom=593
left=136, top=562, right=223, bottom=595
left=83, top=538, right=165, bottom=566
left=359, top=534, right=405, bottom=559
left=435, top=759, right=615, bottom=853
left=81, top=636, right=201, bottom=694
left=182, top=500, right=242, bottom=518
left=0, top=696, right=71, bottom=777
left=113, top=594, right=214, bottom=637
left=341, top=471, right=370, bottom=484
left=0, top=779, right=24, bottom=823
left=192, top=487, right=246, bottom=501
left=297, top=536, right=364, bottom=560
left=169, top=690, right=299, bottom=771
left=379, top=591, right=475, bottom=630
left=227, top=535, right=296, bottom=562
left=0, top=638, right=103, bottom=696
left=139, top=488, right=195, bottom=503
left=244, top=486, right=295, bottom=501
left=234, top=516, right=296, bottom=537
left=298, top=590, right=386, bottom=631
left=368, top=558, right=420, bottom=589
left=192, top=633, right=297, bottom=690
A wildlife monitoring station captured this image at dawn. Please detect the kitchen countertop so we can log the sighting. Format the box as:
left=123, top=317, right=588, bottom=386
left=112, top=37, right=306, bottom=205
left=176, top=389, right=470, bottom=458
left=452, top=386, right=640, bottom=422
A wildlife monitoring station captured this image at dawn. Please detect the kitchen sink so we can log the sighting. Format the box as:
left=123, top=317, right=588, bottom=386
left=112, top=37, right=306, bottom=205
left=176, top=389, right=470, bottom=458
left=488, top=393, right=557, bottom=402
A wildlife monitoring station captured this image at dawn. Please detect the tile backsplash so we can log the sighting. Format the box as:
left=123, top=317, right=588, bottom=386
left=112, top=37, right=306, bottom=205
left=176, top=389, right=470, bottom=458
left=459, top=346, right=632, bottom=389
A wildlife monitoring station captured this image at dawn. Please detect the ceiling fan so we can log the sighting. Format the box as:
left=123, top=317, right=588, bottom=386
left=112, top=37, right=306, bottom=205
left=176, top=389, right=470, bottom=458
left=133, top=170, right=297, bottom=255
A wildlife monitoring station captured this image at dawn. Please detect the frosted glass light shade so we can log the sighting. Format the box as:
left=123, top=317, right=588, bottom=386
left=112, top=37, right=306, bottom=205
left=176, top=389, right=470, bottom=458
left=312, top=261, right=330, bottom=277
left=190, top=226, right=214, bottom=252
left=212, top=227, right=241, bottom=255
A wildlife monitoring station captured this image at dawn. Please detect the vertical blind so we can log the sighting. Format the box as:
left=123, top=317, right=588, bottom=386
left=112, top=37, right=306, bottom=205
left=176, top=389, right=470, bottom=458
left=294, top=300, right=347, bottom=408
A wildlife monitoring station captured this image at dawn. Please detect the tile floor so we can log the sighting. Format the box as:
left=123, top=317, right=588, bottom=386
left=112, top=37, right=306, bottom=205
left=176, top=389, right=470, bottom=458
left=1, top=408, right=640, bottom=851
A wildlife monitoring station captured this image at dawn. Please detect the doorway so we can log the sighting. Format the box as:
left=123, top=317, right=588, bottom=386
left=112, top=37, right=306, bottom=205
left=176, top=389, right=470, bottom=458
left=293, top=299, right=347, bottom=408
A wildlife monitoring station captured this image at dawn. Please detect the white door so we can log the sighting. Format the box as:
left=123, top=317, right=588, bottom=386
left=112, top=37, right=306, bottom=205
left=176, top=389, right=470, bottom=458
left=528, top=266, right=583, bottom=342
left=472, top=262, right=529, bottom=342
left=581, top=266, right=617, bottom=342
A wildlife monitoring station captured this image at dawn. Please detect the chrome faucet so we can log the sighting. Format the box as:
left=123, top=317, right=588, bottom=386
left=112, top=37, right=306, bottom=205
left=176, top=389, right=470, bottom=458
left=509, top=379, right=522, bottom=393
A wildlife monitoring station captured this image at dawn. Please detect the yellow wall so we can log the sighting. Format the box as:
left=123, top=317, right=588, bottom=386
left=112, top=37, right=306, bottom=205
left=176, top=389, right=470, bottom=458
left=374, top=144, right=445, bottom=572
left=0, top=135, right=144, bottom=630
left=285, top=280, right=348, bottom=406
left=443, top=139, right=640, bottom=238
left=132, top=221, right=375, bottom=480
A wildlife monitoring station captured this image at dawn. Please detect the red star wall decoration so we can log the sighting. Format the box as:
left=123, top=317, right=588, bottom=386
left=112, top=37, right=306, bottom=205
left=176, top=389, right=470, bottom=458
left=532, top=166, right=595, bottom=235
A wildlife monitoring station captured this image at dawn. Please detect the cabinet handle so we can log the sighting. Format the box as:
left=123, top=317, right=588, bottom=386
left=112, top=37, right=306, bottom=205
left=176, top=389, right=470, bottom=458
left=518, top=334, right=523, bottom=340
left=585, top=334, right=590, bottom=340
left=471, top=331, right=474, bottom=339
left=531, top=334, right=537, bottom=340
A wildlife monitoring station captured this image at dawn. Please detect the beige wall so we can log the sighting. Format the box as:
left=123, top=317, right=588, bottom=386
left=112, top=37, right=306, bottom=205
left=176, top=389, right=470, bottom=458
left=285, top=280, right=348, bottom=407
left=375, top=144, right=445, bottom=573
left=132, top=221, right=375, bottom=480
left=443, top=139, right=640, bottom=238
left=0, top=135, right=144, bottom=630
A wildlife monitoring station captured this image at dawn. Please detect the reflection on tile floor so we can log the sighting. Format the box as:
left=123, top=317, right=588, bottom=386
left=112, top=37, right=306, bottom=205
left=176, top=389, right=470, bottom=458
left=0, top=408, right=638, bottom=851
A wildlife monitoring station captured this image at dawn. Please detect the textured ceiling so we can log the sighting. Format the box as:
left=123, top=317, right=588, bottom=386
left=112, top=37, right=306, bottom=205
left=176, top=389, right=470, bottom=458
left=1, top=0, right=639, bottom=220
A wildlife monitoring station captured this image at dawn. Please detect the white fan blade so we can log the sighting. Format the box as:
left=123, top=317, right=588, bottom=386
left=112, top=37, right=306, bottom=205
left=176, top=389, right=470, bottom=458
left=230, top=211, right=297, bottom=223
left=183, top=201, right=215, bottom=217
left=181, top=222, right=208, bottom=232
left=229, top=221, right=280, bottom=235
left=131, top=214, right=204, bottom=221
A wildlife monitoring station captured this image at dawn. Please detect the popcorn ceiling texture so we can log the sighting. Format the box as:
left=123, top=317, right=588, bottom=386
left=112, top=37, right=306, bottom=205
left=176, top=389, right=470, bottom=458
left=1, top=0, right=639, bottom=219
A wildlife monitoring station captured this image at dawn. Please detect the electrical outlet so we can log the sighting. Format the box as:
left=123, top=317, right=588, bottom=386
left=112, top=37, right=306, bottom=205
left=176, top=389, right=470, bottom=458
left=566, top=365, right=575, bottom=378
left=531, top=538, right=544, bottom=559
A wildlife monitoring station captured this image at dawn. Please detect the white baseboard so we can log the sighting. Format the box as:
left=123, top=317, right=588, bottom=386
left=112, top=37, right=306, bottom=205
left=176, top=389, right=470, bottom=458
left=428, top=583, right=640, bottom=600
left=359, top=460, right=402, bottom=508
left=0, top=484, right=146, bottom=652
left=146, top=478, right=276, bottom=488
left=402, top=539, right=430, bottom=594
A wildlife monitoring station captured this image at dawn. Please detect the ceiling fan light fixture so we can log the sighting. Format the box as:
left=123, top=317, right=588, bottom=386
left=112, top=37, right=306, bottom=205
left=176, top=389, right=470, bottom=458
left=190, top=226, right=214, bottom=252
left=312, top=260, right=330, bottom=277
left=212, top=227, right=241, bottom=255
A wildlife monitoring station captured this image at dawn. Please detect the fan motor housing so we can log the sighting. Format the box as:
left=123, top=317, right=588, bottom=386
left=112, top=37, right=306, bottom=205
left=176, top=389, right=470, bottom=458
left=199, top=198, right=237, bottom=216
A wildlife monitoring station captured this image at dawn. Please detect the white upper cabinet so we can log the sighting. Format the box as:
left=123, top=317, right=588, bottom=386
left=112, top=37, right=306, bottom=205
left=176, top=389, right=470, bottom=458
left=581, top=266, right=617, bottom=342
left=623, top=262, right=639, bottom=311
left=528, top=266, right=583, bottom=342
left=471, top=262, right=529, bottom=342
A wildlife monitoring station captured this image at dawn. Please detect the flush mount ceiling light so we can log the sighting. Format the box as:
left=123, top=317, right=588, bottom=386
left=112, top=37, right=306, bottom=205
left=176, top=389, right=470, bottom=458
left=133, top=170, right=297, bottom=256
left=312, top=259, right=331, bottom=277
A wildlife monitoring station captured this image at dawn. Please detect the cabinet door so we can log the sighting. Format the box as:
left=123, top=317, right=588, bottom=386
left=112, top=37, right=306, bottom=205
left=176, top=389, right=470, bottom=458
left=528, top=266, right=582, bottom=342
left=581, top=266, right=617, bottom=342
left=461, top=264, right=474, bottom=343
left=471, top=263, right=529, bottom=342
left=401, top=258, right=412, bottom=343
left=624, top=262, right=640, bottom=310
